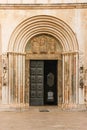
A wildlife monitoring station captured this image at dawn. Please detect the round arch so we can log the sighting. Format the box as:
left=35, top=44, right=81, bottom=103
left=5, top=15, right=80, bottom=108
left=8, top=15, right=79, bottom=53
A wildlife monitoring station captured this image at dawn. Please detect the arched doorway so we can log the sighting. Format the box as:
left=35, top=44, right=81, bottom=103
left=25, top=34, right=63, bottom=106
left=3, top=15, right=79, bottom=108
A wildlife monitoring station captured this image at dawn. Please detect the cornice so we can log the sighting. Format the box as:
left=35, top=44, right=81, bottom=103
left=0, top=3, right=87, bottom=10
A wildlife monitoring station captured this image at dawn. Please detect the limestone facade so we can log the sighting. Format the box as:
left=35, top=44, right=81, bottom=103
left=0, top=1, right=87, bottom=109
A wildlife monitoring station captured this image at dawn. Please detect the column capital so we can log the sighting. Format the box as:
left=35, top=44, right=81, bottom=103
left=7, top=51, right=26, bottom=56
left=62, top=51, right=79, bottom=55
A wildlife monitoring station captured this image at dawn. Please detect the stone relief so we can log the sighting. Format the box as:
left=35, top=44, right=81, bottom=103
left=2, top=54, right=8, bottom=86
left=25, top=34, right=62, bottom=54
left=79, top=51, right=84, bottom=88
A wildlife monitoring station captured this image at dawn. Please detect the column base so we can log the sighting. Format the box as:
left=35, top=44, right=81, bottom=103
left=0, top=103, right=29, bottom=111
left=61, top=103, right=87, bottom=111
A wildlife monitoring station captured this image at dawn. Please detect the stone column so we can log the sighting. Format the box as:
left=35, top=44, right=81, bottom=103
left=62, top=52, right=79, bottom=107
left=62, top=55, right=65, bottom=104
left=8, top=53, right=14, bottom=104
left=8, top=52, right=26, bottom=106
left=16, top=53, right=26, bottom=105
left=58, top=59, right=62, bottom=105
left=68, top=53, right=78, bottom=104
left=17, top=55, right=21, bottom=104
left=75, top=53, right=79, bottom=104
left=64, top=54, right=69, bottom=104
left=15, top=54, right=18, bottom=103
left=19, top=54, right=25, bottom=104
left=23, top=55, right=25, bottom=104
left=69, top=54, right=72, bottom=103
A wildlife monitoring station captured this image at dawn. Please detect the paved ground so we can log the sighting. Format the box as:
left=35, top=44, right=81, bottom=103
left=0, top=108, right=87, bottom=130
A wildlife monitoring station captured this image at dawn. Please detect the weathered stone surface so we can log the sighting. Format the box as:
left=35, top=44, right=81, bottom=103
left=0, top=1, right=87, bottom=109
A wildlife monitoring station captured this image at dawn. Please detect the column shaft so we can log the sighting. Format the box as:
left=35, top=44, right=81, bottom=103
left=62, top=55, right=65, bottom=103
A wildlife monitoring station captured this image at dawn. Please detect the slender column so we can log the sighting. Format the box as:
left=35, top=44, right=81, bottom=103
left=12, top=54, right=14, bottom=103
left=15, top=54, right=26, bottom=104
left=15, top=54, right=18, bottom=103
left=62, top=55, right=65, bottom=103
left=28, top=60, right=30, bottom=106
left=23, top=55, right=25, bottom=104
left=8, top=53, right=14, bottom=104
left=20, top=55, right=23, bottom=103
left=69, top=54, right=72, bottom=103
left=13, top=54, right=15, bottom=103
left=67, top=55, right=69, bottom=104
left=18, top=55, right=21, bottom=104
left=76, top=53, right=79, bottom=104
left=64, top=54, right=69, bottom=104
left=58, top=59, right=62, bottom=104
left=15, top=54, right=26, bottom=105
left=8, top=53, right=11, bottom=104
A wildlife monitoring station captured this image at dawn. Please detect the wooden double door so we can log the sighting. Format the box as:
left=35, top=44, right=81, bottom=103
left=30, top=60, right=57, bottom=106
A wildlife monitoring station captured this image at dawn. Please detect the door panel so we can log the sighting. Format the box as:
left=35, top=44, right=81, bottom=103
left=30, top=60, right=44, bottom=106
left=44, top=60, right=57, bottom=105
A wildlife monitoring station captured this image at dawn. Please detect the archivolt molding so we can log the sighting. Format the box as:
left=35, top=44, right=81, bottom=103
left=8, top=15, right=79, bottom=53
left=6, top=15, right=80, bottom=106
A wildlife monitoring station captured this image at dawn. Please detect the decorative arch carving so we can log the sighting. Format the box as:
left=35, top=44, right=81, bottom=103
left=8, top=15, right=79, bottom=53
left=25, top=34, right=63, bottom=54
left=6, top=15, right=80, bottom=107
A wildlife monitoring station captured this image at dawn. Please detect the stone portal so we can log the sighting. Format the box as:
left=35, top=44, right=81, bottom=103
left=5, top=15, right=79, bottom=109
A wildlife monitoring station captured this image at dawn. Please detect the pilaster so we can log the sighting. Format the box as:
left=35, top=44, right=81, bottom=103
left=8, top=52, right=26, bottom=105
left=62, top=52, right=79, bottom=107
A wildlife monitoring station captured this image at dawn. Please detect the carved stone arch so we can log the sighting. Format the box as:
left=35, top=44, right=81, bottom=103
left=8, top=15, right=79, bottom=52
left=5, top=15, right=80, bottom=109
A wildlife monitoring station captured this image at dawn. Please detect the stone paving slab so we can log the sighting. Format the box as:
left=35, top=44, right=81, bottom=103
left=0, top=110, right=87, bottom=130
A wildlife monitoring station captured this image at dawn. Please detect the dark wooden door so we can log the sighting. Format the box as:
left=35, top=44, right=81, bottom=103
left=30, top=60, right=44, bottom=106
left=30, top=60, right=57, bottom=106
left=44, top=60, right=57, bottom=105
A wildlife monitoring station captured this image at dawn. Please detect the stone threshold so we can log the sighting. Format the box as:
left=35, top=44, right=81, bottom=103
left=0, top=104, right=86, bottom=112
left=0, top=3, right=87, bottom=10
